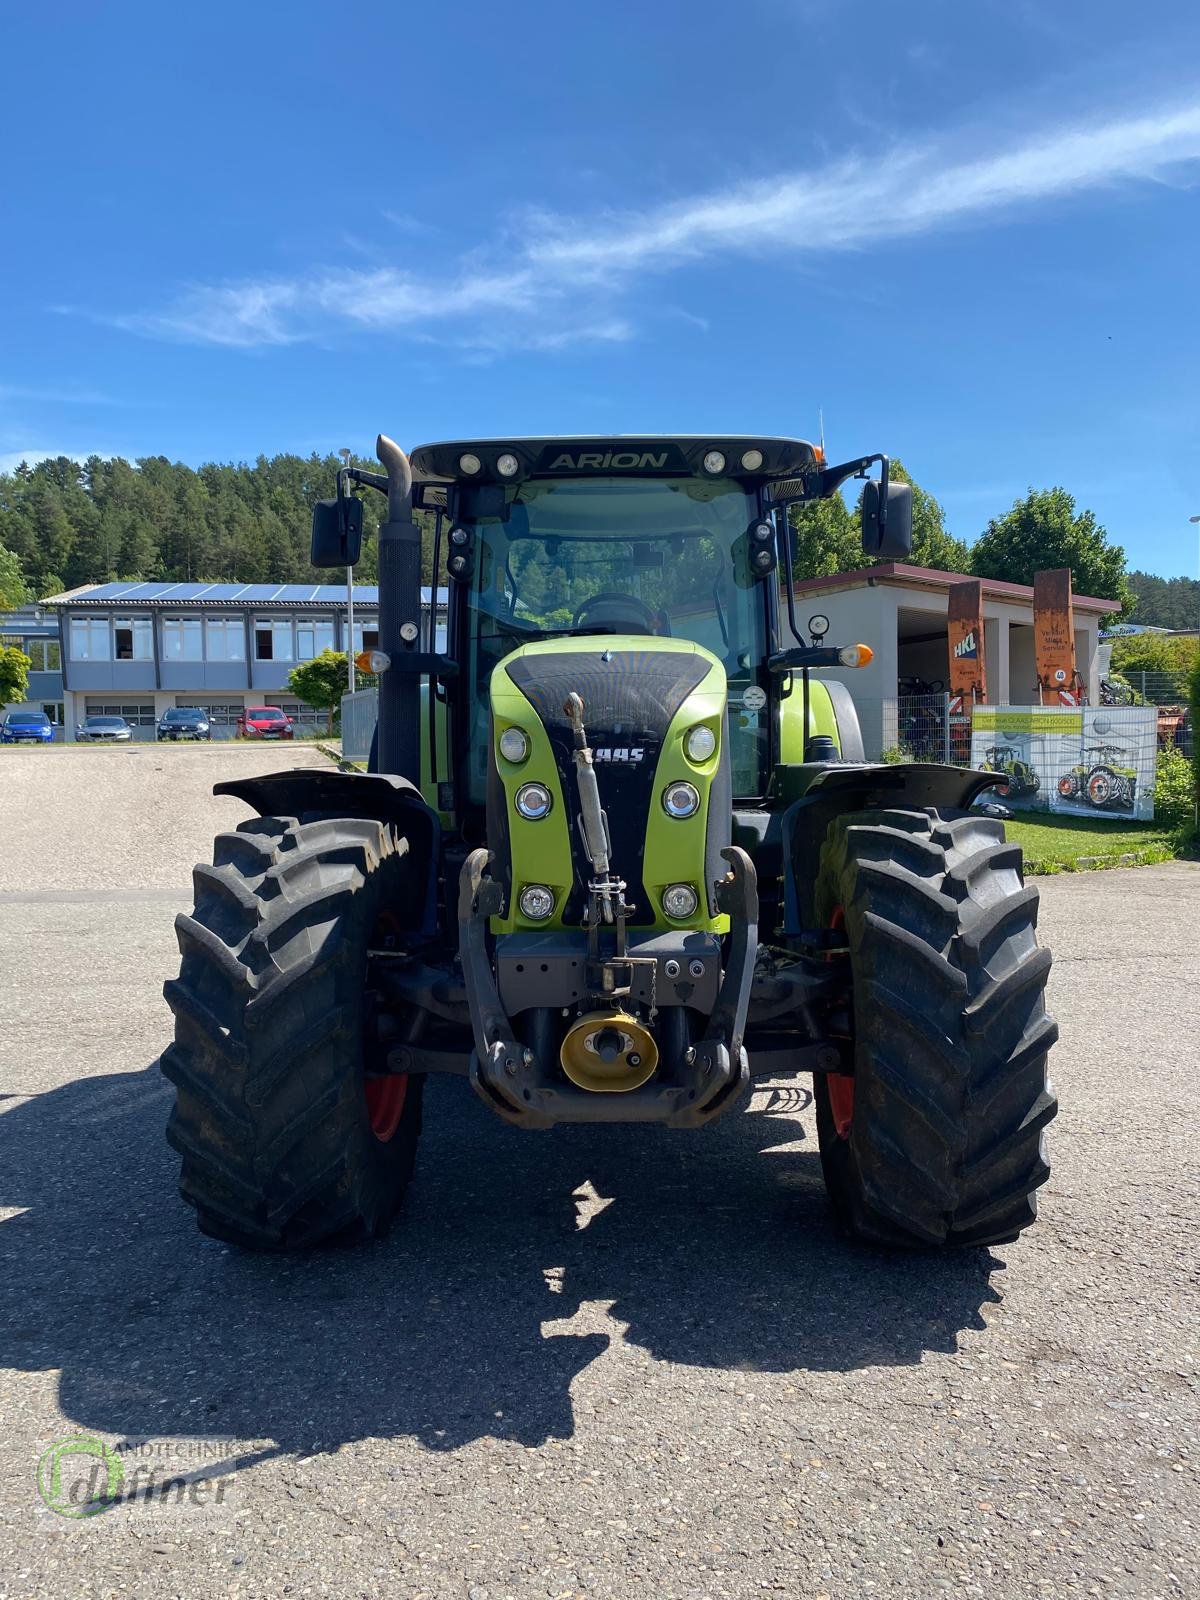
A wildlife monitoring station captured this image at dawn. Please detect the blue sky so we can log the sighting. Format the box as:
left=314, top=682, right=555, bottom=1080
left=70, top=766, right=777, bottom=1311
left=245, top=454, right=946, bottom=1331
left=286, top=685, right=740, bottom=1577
left=2, top=0, right=1198, bottom=578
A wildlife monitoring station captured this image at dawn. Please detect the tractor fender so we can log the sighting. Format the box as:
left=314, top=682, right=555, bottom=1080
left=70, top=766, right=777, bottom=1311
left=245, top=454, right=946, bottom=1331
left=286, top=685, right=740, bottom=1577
left=213, top=768, right=442, bottom=933
left=779, top=761, right=1003, bottom=936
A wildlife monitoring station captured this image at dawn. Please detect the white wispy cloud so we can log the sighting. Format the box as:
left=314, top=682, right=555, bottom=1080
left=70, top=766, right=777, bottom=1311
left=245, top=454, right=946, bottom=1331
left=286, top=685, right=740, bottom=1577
left=0, top=383, right=121, bottom=406
left=100, top=100, right=1200, bottom=350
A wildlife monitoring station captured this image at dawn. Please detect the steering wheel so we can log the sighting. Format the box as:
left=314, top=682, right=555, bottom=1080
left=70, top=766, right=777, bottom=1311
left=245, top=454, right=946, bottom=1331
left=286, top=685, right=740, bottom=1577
left=571, top=591, right=665, bottom=636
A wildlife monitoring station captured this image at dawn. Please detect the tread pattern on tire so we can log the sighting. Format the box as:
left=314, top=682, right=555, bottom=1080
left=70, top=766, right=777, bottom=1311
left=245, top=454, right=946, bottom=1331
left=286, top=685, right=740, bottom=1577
left=161, top=814, right=423, bottom=1248
left=814, top=807, right=1058, bottom=1249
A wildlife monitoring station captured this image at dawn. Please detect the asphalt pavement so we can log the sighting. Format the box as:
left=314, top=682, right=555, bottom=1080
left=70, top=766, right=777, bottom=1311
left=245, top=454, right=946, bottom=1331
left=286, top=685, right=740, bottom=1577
left=0, top=746, right=1197, bottom=1599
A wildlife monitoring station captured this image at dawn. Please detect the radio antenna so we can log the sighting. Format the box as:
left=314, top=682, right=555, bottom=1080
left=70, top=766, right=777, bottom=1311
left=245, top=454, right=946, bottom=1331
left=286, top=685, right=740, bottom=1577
left=818, top=407, right=826, bottom=456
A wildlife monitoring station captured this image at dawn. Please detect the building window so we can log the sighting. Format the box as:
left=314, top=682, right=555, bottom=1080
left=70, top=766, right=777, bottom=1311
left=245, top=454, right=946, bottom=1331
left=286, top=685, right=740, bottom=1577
left=69, top=616, right=111, bottom=661
left=19, top=639, right=61, bottom=671
left=205, top=616, right=246, bottom=662
left=295, top=617, right=336, bottom=661
left=254, top=618, right=293, bottom=661
left=113, top=616, right=153, bottom=661
left=162, top=616, right=204, bottom=662
left=351, top=624, right=380, bottom=652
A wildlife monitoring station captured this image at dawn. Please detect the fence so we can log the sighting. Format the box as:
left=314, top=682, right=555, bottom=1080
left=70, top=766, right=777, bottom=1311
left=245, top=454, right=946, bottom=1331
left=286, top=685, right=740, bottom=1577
left=340, top=688, right=378, bottom=763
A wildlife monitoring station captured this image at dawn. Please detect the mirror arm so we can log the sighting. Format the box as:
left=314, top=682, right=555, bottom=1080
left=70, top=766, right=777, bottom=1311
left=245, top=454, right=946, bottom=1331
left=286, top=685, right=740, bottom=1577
left=815, top=452, right=886, bottom=500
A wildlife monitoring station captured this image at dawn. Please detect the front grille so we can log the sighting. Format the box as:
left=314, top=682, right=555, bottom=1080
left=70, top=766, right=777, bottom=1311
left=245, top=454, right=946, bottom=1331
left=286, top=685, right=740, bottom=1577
left=504, top=649, right=711, bottom=924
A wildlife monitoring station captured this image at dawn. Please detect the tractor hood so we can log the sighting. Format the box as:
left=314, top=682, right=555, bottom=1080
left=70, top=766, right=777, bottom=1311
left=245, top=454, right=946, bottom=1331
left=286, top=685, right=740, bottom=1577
left=487, top=636, right=731, bottom=933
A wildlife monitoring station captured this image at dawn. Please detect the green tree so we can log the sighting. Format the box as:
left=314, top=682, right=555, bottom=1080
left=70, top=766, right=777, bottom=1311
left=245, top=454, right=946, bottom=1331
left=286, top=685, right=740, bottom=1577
left=1126, top=570, right=1200, bottom=630
left=288, top=649, right=349, bottom=733
left=0, top=644, right=31, bottom=705
left=971, top=487, right=1133, bottom=611
left=0, top=541, right=29, bottom=609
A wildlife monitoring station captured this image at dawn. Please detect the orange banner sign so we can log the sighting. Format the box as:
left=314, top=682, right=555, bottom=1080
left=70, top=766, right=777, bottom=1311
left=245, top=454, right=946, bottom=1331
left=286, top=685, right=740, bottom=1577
left=946, top=579, right=987, bottom=704
left=1033, top=568, right=1080, bottom=705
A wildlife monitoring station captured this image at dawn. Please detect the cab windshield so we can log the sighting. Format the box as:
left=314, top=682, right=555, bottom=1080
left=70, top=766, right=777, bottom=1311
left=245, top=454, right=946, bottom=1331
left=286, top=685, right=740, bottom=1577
left=461, top=476, right=771, bottom=801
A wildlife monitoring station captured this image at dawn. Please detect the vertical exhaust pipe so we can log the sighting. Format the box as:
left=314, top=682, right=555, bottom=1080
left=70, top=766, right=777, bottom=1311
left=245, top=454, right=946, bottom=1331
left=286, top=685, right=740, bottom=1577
left=375, top=434, right=422, bottom=783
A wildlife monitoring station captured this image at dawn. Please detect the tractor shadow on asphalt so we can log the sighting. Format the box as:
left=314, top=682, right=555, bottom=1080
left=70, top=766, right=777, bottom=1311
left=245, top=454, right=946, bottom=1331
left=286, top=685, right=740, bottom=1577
left=0, top=1068, right=1002, bottom=1458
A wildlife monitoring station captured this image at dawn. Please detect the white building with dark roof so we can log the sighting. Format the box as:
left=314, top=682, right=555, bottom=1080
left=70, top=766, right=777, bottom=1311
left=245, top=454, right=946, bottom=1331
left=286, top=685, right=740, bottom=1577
left=41, top=581, right=446, bottom=740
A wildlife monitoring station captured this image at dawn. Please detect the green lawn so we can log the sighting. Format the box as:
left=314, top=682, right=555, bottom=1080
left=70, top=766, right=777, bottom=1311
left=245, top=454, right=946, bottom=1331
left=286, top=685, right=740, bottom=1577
left=1005, top=812, right=1183, bottom=873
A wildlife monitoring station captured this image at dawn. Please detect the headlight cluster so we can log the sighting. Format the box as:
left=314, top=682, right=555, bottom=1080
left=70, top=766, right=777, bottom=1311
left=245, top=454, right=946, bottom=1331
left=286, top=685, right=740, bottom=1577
left=519, top=885, right=555, bottom=920
left=515, top=782, right=552, bottom=820
left=498, top=726, right=529, bottom=764
left=662, top=780, right=700, bottom=819
left=662, top=884, right=699, bottom=919
left=683, top=723, right=716, bottom=763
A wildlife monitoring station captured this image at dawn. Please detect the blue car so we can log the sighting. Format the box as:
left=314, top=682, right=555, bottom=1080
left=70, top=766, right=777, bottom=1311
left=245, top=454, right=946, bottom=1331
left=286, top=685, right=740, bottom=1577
left=1, top=710, right=55, bottom=743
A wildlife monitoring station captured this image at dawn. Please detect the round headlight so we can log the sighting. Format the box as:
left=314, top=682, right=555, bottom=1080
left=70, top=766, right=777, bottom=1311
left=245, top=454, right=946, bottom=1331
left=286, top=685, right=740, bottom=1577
left=515, top=782, right=552, bottom=820
left=519, top=884, right=555, bottom=920
left=662, top=883, right=699, bottom=920
left=751, top=521, right=773, bottom=543
left=448, top=554, right=469, bottom=576
left=740, top=448, right=764, bottom=471
left=684, top=724, right=716, bottom=763
left=498, top=726, right=529, bottom=764
left=458, top=453, right=482, bottom=475
left=753, top=548, right=774, bottom=569
left=496, top=452, right=519, bottom=477
left=808, top=612, right=830, bottom=638
left=450, top=526, right=470, bottom=546
left=662, top=780, right=700, bottom=819
left=702, top=450, right=726, bottom=475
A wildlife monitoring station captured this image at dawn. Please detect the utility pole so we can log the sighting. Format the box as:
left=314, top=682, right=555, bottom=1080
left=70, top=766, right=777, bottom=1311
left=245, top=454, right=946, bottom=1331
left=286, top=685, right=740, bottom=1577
left=339, top=447, right=355, bottom=693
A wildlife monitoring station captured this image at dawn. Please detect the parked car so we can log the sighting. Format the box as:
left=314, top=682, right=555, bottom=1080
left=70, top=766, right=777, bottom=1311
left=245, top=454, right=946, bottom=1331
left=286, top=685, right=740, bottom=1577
left=158, top=707, right=212, bottom=742
left=76, top=715, right=134, bottom=742
left=237, top=706, right=295, bottom=740
left=1, top=710, right=55, bottom=743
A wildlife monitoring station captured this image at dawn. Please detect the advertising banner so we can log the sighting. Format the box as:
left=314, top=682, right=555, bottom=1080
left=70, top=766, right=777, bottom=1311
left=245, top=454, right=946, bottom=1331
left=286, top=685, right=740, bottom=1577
left=972, top=703, right=1158, bottom=821
left=1033, top=568, right=1083, bottom=705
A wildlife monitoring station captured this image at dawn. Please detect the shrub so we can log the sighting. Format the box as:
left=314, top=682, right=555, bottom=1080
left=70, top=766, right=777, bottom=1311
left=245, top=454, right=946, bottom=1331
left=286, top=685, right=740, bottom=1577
left=880, top=745, right=910, bottom=764
left=1154, top=743, right=1196, bottom=831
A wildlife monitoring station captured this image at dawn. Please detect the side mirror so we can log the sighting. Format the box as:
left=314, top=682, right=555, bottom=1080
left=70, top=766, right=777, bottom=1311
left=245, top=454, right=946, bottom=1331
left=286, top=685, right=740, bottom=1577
left=311, top=495, right=364, bottom=568
left=862, top=480, right=912, bottom=561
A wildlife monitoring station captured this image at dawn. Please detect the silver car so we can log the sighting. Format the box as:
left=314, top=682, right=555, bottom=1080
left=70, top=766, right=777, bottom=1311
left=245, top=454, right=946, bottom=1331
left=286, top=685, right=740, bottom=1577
left=76, top=715, right=134, bottom=742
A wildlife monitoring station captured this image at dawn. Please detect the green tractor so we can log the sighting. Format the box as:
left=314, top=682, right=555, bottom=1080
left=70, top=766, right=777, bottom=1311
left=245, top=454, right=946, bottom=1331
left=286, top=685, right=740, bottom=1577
left=979, top=744, right=1041, bottom=799
left=1057, top=744, right=1137, bottom=810
left=161, top=435, right=1057, bottom=1251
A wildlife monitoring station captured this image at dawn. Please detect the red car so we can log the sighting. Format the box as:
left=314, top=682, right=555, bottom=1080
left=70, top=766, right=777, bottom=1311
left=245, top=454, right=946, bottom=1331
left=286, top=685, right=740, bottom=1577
left=237, top=706, right=295, bottom=740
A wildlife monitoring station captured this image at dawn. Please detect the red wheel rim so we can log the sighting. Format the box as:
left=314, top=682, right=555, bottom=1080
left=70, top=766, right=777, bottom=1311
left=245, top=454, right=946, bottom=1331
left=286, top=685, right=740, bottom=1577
left=825, top=906, right=855, bottom=1140
left=365, top=1075, right=408, bottom=1142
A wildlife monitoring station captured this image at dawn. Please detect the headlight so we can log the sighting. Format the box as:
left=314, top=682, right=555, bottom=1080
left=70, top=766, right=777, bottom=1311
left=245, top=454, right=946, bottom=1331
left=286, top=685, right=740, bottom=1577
left=515, top=782, right=552, bottom=820
left=496, top=452, right=520, bottom=477
left=519, top=885, right=555, bottom=920
left=498, top=726, right=529, bottom=764
left=662, top=883, right=699, bottom=920
left=702, top=449, right=726, bottom=475
left=684, top=724, right=716, bottom=763
left=662, top=780, right=700, bottom=819
left=458, top=452, right=482, bottom=475
left=740, top=448, right=764, bottom=471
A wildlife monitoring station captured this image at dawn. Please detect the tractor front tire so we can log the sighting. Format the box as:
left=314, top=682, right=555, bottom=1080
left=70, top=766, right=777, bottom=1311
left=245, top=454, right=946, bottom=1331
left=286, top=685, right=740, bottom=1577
left=813, top=808, right=1057, bottom=1249
left=161, top=815, right=423, bottom=1249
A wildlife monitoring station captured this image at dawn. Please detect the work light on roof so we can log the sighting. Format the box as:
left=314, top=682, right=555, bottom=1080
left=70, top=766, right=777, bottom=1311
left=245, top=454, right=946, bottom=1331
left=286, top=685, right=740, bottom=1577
left=496, top=453, right=520, bottom=478
left=458, top=453, right=482, bottom=475
left=740, top=448, right=764, bottom=471
left=702, top=450, right=726, bottom=475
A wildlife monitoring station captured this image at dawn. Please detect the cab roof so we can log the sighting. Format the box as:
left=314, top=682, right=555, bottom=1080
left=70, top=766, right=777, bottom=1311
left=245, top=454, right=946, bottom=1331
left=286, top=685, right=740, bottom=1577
left=407, top=435, right=819, bottom=486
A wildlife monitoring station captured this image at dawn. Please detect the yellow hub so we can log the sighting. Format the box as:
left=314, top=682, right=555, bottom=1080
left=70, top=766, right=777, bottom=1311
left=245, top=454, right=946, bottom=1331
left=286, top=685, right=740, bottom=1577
left=559, top=1009, right=659, bottom=1093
